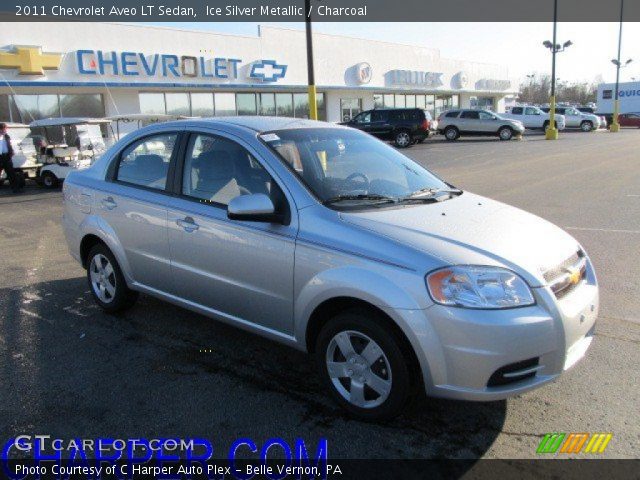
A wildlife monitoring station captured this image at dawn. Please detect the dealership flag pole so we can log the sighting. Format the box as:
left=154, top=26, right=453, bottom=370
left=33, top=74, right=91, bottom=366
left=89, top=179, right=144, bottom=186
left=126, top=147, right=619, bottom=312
left=611, top=0, right=624, bottom=133
left=305, top=0, right=318, bottom=120
left=546, top=0, right=559, bottom=140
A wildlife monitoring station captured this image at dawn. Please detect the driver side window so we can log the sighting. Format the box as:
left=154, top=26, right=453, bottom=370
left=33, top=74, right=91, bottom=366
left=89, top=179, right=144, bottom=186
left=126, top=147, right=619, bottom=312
left=181, top=134, right=273, bottom=206
left=354, top=112, right=371, bottom=124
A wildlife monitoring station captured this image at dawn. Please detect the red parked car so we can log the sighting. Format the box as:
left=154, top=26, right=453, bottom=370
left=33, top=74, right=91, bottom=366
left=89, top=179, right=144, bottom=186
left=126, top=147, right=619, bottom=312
left=618, top=113, right=640, bottom=128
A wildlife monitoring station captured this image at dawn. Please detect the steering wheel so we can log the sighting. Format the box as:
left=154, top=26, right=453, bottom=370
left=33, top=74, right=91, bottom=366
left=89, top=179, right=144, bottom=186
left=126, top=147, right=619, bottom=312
left=345, top=172, right=370, bottom=192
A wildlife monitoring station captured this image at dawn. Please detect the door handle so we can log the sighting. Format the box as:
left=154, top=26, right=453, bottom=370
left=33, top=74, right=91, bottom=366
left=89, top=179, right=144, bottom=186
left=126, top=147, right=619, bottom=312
left=176, top=216, right=199, bottom=232
left=101, top=196, right=117, bottom=210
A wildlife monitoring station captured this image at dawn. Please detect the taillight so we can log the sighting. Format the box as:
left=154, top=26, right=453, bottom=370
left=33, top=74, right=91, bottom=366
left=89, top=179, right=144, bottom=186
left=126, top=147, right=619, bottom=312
left=421, top=119, right=430, bottom=130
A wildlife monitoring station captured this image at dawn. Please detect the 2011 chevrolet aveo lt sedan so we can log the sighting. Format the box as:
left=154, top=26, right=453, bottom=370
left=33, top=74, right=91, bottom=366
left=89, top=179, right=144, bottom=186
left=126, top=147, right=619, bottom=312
left=62, top=117, right=598, bottom=420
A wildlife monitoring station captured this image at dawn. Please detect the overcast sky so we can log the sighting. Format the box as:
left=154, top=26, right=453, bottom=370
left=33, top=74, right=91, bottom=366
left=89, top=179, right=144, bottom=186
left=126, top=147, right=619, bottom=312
left=146, top=22, right=640, bottom=85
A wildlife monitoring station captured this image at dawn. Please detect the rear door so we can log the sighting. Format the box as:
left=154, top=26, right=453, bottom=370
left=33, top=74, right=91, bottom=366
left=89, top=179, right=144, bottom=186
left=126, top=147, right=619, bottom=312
left=166, top=130, right=297, bottom=335
left=99, top=130, right=181, bottom=293
left=459, top=110, right=481, bottom=133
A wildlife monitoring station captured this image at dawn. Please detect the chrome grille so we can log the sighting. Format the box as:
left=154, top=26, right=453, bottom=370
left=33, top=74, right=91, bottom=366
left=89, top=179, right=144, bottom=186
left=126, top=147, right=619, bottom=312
left=544, top=250, right=586, bottom=299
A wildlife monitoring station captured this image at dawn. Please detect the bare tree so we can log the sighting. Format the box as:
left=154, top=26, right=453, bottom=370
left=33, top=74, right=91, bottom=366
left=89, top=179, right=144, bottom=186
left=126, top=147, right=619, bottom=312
left=518, top=74, right=599, bottom=105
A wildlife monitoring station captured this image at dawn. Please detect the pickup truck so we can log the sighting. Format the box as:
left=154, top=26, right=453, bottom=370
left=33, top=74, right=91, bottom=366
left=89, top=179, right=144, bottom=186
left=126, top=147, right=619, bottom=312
left=502, top=105, right=566, bottom=130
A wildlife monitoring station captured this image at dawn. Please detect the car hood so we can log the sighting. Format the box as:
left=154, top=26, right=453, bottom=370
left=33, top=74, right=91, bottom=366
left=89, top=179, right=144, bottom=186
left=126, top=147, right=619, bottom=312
left=340, top=192, right=580, bottom=287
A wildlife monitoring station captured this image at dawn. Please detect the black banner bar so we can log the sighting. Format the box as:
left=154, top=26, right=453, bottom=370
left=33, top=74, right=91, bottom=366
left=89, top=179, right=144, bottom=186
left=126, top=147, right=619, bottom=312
left=2, top=0, right=640, bottom=22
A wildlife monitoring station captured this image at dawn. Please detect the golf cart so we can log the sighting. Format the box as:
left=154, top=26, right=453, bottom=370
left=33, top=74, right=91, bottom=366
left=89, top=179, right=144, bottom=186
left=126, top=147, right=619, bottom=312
left=29, top=117, right=111, bottom=188
left=106, top=114, right=192, bottom=141
left=0, top=123, right=39, bottom=188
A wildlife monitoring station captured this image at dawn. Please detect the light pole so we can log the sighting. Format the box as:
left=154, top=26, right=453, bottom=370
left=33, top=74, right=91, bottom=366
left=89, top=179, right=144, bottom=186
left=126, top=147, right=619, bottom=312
left=542, top=0, right=572, bottom=140
left=610, top=0, right=626, bottom=132
left=305, top=0, right=318, bottom=120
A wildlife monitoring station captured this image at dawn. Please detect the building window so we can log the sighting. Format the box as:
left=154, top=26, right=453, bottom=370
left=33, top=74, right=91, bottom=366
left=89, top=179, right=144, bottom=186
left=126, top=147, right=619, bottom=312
left=214, top=93, right=236, bottom=116
left=0, top=95, right=9, bottom=122
left=383, top=94, right=394, bottom=107
left=275, top=93, right=293, bottom=117
left=316, top=93, right=326, bottom=121
left=293, top=93, right=310, bottom=118
left=416, top=95, right=426, bottom=109
left=139, top=93, right=166, bottom=115
left=373, top=94, right=384, bottom=108
left=59, top=94, right=104, bottom=118
left=190, top=93, right=214, bottom=117
left=11, top=94, right=59, bottom=122
left=259, top=93, right=276, bottom=116
left=165, top=93, right=190, bottom=116
left=236, top=93, right=257, bottom=116
left=405, top=95, right=416, bottom=108
left=394, top=95, right=406, bottom=108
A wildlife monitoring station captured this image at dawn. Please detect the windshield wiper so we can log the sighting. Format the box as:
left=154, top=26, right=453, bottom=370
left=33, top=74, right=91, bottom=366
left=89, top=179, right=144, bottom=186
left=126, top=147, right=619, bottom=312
left=323, top=193, right=397, bottom=205
left=399, top=188, right=462, bottom=203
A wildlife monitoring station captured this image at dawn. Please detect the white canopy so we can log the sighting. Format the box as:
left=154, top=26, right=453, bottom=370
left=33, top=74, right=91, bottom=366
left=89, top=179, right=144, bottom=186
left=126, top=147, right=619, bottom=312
left=29, top=117, right=112, bottom=128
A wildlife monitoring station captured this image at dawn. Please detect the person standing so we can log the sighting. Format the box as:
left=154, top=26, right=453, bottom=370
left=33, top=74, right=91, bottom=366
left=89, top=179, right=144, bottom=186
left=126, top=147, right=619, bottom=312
left=0, top=123, right=22, bottom=193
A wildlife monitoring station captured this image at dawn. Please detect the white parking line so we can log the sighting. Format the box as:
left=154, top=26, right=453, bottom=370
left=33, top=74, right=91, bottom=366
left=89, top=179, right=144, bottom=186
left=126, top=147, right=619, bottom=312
left=627, top=194, right=640, bottom=197
left=565, top=226, right=640, bottom=234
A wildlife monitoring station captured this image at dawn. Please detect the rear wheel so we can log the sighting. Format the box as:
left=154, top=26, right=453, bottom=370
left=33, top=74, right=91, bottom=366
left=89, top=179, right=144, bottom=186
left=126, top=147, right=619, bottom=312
left=580, top=121, right=594, bottom=132
left=316, top=309, right=413, bottom=420
left=41, top=171, right=58, bottom=189
left=498, top=126, right=514, bottom=141
left=394, top=130, right=412, bottom=148
left=86, top=244, right=138, bottom=313
left=444, top=126, right=459, bottom=141
left=543, top=120, right=558, bottom=131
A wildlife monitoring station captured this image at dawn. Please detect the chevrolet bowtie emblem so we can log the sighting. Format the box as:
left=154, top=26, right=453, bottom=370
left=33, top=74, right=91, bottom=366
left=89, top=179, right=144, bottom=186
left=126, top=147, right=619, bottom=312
left=0, top=46, right=63, bottom=75
left=566, top=267, right=581, bottom=285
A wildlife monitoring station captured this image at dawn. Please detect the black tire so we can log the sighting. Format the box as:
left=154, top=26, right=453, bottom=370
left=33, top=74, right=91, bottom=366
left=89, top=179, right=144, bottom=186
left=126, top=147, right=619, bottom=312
left=316, top=309, right=414, bottom=421
left=393, top=130, right=412, bottom=148
left=0, top=179, right=4, bottom=187
left=86, top=243, right=138, bottom=313
left=444, top=126, right=459, bottom=141
left=41, top=171, right=59, bottom=189
left=580, top=121, right=593, bottom=132
left=498, top=126, right=514, bottom=141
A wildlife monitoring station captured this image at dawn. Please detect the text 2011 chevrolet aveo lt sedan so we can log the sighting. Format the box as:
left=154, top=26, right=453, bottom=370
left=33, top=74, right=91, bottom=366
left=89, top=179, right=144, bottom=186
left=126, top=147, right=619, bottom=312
left=62, top=117, right=598, bottom=420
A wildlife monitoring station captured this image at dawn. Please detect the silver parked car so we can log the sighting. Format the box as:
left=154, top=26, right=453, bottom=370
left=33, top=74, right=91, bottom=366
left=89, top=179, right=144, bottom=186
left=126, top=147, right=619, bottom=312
left=437, top=109, right=525, bottom=141
left=62, top=117, right=598, bottom=420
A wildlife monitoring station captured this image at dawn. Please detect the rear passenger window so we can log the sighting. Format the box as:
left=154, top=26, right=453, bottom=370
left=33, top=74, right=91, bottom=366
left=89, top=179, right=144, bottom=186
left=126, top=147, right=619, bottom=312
left=461, top=111, right=480, bottom=119
left=116, top=133, right=176, bottom=190
left=445, top=111, right=459, bottom=118
left=511, top=107, right=523, bottom=114
left=182, top=134, right=274, bottom=206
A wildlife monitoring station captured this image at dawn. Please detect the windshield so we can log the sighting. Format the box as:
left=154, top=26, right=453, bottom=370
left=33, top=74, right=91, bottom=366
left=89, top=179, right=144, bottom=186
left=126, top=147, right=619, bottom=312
left=262, top=127, right=450, bottom=207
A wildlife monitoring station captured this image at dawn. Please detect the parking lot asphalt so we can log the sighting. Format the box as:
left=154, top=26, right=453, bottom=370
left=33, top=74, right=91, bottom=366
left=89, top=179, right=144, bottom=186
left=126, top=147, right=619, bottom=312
left=0, top=129, right=638, bottom=461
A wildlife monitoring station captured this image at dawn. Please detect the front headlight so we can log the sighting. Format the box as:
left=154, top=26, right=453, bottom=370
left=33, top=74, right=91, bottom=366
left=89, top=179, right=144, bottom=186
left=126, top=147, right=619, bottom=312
left=426, top=266, right=535, bottom=309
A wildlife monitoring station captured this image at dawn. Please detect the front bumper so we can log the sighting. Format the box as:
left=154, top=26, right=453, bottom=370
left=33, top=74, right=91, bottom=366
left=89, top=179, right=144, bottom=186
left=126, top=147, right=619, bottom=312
left=406, top=266, right=598, bottom=401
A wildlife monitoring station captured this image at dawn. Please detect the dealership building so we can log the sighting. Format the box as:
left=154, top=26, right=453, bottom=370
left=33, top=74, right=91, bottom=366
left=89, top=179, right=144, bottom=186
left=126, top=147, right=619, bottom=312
left=0, top=23, right=518, bottom=126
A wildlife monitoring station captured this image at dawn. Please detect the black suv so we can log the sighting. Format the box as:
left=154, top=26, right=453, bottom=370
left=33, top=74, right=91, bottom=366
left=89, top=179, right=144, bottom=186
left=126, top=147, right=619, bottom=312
left=342, top=108, right=433, bottom=148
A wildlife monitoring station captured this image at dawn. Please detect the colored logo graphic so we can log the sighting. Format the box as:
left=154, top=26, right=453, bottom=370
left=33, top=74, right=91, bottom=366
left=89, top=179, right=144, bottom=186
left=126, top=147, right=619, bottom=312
left=356, top=62, right=372, bottom=84
left=250, top=60, right=287, bottom=82
left=0, top=46, right=63, bottom=75
left=537, top=432, right=612, bottom=454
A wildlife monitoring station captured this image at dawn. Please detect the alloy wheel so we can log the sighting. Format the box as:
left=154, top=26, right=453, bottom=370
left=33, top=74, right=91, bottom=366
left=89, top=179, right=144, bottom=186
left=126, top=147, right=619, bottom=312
left=396, top=132, right=410, bottom=147
left=89, top=254, right=117, bottom=303
left=325, top=330, right=392, bottom=409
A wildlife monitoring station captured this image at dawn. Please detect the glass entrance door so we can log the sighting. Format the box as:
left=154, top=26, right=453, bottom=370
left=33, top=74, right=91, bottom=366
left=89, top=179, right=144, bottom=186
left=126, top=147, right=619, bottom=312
left=340, top=98, right=363, bottom=122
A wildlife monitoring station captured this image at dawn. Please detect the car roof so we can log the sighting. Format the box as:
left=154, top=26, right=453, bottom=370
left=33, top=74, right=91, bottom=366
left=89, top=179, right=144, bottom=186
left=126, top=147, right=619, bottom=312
left=165, top=116, right=339, bottom=133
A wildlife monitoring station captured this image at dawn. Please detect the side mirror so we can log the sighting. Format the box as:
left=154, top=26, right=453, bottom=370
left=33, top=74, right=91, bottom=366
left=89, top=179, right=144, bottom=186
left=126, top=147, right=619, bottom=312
left=227, top=193, right=283, bottom=223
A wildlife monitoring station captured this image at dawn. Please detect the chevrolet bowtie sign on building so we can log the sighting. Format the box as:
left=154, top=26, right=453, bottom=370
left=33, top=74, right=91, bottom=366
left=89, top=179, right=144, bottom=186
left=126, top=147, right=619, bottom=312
left=0, top=46, right=62, bottom=75
left=249, top=60, right=287, bottom=82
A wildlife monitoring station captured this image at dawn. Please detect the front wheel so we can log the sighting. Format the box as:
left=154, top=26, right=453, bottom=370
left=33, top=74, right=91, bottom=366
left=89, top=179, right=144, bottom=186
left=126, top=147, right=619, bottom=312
left=498, top=126, right=514, bottom=141
left=394, top=131, right=412, bottom=148
left=41, top=171, right=58, bottom=189
left=87, top=244, right=138, bottom=313
left=316, top=309, right=413, bottom=420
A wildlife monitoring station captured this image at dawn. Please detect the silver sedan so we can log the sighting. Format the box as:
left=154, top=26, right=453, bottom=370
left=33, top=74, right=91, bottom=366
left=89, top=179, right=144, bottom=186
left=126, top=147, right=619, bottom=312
left=62, top=117, right=598, bottom=420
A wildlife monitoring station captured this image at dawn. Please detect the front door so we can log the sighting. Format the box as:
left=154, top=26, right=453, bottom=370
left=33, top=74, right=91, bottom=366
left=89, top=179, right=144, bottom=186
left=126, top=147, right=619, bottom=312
left=340, top=98, right=362, bottom=122
left=97, top=131, right=180, bottom=293
left=167, top=132, right=297, bottom=335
